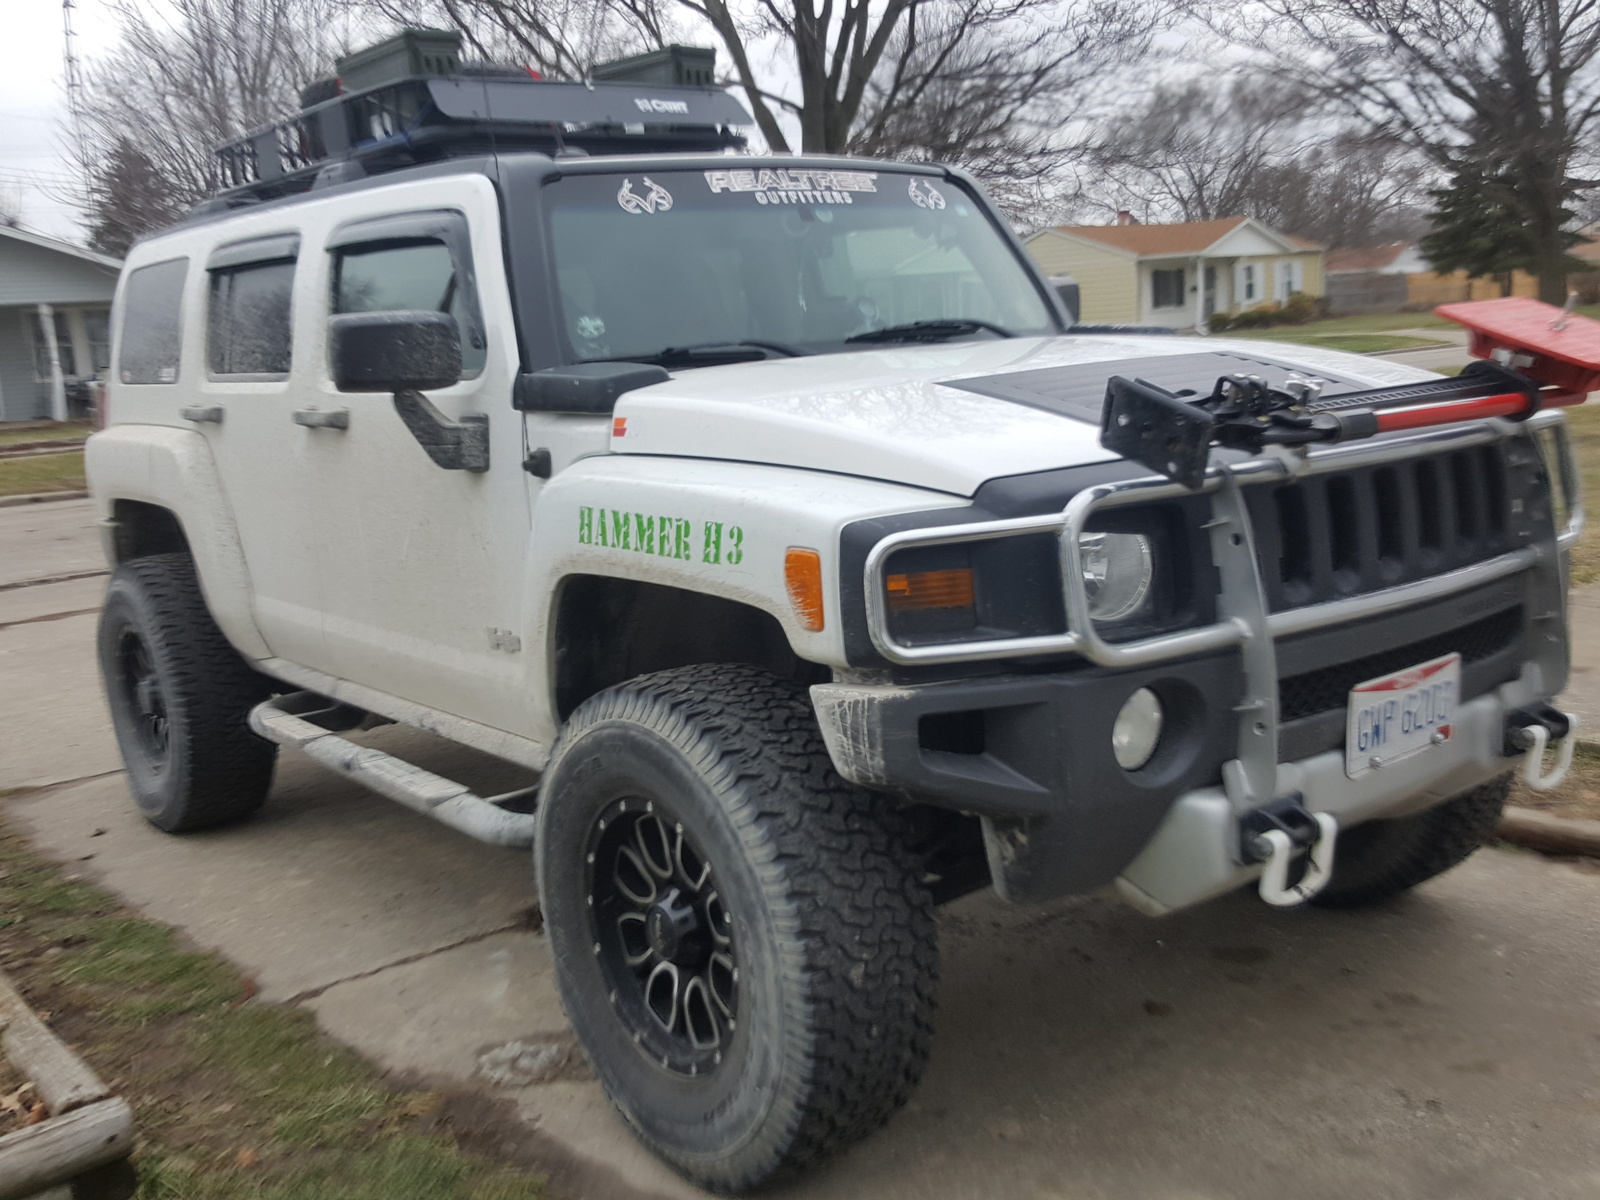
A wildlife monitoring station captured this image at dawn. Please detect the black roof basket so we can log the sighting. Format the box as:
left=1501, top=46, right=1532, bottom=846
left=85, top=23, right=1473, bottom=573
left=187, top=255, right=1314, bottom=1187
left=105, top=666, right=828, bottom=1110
left=210, top=73, right=751, bottom=205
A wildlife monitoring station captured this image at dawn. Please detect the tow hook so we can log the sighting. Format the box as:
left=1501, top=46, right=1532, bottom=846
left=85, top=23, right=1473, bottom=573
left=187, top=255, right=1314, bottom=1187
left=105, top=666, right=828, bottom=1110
left=1241, top=795, right=1339, bottom=908
left=1505, top=703, right=1579, bottom=792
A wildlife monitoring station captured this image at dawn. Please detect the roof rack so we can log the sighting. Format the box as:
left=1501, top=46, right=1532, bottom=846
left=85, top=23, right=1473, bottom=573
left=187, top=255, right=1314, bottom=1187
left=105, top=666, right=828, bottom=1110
left=208, top=71, right=751, bottom=207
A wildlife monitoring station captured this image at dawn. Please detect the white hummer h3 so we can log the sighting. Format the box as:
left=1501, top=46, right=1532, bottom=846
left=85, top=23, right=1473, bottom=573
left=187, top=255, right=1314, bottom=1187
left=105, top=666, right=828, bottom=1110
left=87, top=37, right=1583, bottom=1193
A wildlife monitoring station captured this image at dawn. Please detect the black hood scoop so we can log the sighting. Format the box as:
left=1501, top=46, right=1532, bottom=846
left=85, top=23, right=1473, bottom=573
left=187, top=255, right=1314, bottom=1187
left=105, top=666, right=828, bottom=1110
left=941, top=349, right=1375, bottom=424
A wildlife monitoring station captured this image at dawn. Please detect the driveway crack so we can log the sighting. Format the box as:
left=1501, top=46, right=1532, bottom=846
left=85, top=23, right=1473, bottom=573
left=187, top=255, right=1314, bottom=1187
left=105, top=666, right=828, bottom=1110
left=0, top=607, right=102, bottom=632
left=0, top=569, right=110, bottom=594
left=284, top=919, right=538, bottom=1004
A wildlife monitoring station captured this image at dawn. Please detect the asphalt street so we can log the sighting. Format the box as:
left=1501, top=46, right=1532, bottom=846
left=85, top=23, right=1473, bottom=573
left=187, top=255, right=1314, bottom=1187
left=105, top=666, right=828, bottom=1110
left=2, top=499, right=1599, bottom=1200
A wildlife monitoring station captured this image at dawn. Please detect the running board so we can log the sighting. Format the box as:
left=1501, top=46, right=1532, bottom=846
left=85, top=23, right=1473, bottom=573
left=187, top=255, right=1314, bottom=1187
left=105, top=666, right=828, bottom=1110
left=248, top=692, right=538, bottom=847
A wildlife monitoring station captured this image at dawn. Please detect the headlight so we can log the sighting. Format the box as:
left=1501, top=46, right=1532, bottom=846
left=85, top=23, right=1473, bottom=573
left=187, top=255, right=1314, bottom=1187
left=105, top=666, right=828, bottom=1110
left=1078, top=531, right=1153, bottom=622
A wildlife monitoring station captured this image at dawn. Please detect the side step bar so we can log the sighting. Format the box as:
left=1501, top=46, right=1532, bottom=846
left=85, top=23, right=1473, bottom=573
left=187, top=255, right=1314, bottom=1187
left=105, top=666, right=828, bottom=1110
left=248, top=693, right=539, bottom=847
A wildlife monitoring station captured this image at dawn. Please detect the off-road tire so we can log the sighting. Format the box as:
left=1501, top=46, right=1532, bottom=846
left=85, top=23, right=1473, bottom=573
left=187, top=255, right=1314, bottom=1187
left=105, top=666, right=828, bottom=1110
left=536, top=663, right=938, bottom=1192
left=1310, top=775, right=1511, bottom=908
left=97, top=552, right=277, bottom=831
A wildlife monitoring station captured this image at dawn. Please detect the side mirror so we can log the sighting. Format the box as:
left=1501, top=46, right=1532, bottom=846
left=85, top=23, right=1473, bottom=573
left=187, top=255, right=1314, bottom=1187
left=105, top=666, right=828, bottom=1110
left=329, top=310, right=462, bottom=392
left=1047, top=275, right=1080, bottom=326
left=329, top=311, right=486, bottom=472
left=513, top=362, right=671, bottom=413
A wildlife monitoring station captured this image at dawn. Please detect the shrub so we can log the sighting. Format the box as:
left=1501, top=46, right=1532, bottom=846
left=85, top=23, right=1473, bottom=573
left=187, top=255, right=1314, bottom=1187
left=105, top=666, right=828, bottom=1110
left=1277, top=292, right=1321, bottom=324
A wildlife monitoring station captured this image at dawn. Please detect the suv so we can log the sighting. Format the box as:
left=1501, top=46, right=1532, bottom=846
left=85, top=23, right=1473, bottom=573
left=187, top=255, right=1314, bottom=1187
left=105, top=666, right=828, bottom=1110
left=88, top=45, right=1582, bottom=1193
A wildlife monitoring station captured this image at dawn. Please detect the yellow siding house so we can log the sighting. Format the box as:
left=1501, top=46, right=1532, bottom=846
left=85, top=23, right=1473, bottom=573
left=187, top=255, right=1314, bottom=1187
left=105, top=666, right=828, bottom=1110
left=1025, top=217, right=1324, bottom=330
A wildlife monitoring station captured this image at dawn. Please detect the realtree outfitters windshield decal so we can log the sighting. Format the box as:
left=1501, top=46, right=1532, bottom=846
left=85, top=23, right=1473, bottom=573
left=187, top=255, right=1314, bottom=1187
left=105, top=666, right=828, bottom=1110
left=703, top=167, right=878, bottom=205
left=578, top=506, right=746, bottom=566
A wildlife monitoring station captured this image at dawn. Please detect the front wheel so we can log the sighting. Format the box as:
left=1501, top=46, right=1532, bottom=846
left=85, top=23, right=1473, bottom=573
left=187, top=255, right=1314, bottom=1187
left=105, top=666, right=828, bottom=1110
left=1311, top=775, right=1510, bottom=908
left=536, top=664, right=938, bottom=1192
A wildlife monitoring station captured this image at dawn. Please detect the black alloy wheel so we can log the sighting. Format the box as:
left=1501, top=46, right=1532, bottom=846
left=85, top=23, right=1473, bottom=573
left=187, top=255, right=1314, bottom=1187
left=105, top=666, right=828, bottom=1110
left=115, top=629, right=170, bottom=769
left=588, top=798, right=738, bottom=1075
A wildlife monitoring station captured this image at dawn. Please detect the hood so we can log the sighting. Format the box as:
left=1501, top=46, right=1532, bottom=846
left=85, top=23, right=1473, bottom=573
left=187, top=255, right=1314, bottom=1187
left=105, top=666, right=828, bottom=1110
left=608, top=334, right=1439, bottom=497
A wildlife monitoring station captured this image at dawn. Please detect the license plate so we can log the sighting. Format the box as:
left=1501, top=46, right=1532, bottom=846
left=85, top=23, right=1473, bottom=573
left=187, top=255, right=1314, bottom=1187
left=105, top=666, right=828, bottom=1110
left=1345, top=652, right=1461, bottom=778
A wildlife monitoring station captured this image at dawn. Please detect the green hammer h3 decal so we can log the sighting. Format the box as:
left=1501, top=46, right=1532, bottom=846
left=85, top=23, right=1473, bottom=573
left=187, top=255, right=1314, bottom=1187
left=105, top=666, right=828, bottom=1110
left=579, top=507, right=744, bottom=566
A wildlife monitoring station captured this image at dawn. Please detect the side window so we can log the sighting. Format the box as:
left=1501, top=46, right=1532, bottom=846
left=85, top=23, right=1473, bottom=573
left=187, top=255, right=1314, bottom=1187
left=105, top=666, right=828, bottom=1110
left=209, top=260, right=296, bottom=377
left=118, top=258, right=189, bottom=384
left=330, top=226, right=487, bottom=378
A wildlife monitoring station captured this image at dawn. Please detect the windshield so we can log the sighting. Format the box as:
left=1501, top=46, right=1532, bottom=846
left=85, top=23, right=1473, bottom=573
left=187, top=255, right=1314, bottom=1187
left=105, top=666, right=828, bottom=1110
left=544, top=167, right=1056, bottom=364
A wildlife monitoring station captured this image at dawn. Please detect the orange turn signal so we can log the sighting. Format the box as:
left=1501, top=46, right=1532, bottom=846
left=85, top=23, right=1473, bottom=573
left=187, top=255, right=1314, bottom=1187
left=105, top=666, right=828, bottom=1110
left=785, top=548, right=826, bottom=632
left=886, top=568, right=975, bottom=612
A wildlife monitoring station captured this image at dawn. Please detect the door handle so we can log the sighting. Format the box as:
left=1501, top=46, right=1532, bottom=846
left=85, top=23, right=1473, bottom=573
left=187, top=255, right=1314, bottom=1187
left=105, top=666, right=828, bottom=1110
left=180, top=405, right=223, bottom=424
left=292, top=408, right=350, bottom=429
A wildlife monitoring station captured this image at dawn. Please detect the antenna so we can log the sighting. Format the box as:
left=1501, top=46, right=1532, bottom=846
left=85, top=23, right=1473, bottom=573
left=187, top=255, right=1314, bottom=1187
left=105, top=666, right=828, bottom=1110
left=61, top=0, right=88, bottom=167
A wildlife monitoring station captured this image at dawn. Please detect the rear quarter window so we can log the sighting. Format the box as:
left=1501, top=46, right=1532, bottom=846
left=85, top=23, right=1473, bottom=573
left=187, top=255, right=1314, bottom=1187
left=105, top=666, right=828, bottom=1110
left=117, top=257, right=189, bottom=384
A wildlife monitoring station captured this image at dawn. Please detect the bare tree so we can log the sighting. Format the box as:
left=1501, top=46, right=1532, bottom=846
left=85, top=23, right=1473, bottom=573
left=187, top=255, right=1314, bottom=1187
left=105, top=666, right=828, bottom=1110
left=846, top=0, right=1168, bottom=209
left=75, top=0, right=351, bottom=253
left=1219, top=0, right=1600, bottom=301
left=0, top=184, right=22, bottom=230
left=357, top=0, right=672, bottom=79
left=1085, top=74, right=1431, bottom=247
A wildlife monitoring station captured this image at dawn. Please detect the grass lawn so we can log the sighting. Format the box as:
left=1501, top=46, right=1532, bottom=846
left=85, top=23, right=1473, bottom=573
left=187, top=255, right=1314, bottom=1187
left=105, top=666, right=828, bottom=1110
left=0, top=421, right=92, bottom=447
left=1562, top=402, right=1600, bottom=585
left=1508, top=740, right=1600, bottom=823
left=0, top=823, right=549, bottom=1199
left=1221, top=331, right=1443, bottom=354
left=1223, top=311, right=1458, bottom=338
left=0, top=451, right=86, bottom=497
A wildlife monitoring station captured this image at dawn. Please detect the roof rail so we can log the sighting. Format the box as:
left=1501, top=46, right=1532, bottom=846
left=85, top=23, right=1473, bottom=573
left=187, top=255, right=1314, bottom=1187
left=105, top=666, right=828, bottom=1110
left=209, top=73, right=751, bottom=206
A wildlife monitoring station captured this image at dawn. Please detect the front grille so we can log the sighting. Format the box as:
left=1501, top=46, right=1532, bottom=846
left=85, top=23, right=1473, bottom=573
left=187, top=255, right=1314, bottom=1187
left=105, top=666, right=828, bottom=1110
left=1245, top=441, right=1541, bottom=613
left=1277, top=606, right=1522, bottom=723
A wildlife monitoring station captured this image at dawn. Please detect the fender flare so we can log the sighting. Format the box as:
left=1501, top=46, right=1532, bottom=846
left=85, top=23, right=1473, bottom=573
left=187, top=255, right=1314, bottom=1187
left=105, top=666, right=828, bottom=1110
left=86, top=426, right=271, bottom=660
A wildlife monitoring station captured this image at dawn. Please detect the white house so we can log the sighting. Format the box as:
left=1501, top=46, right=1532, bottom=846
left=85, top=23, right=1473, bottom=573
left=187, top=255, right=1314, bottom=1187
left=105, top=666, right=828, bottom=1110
left=0, top=225, right=123, bottom=422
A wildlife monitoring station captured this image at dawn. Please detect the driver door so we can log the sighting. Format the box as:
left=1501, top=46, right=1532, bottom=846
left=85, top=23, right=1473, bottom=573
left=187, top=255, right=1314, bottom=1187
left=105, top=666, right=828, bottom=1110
left=300, top=179, right=537, bottom=735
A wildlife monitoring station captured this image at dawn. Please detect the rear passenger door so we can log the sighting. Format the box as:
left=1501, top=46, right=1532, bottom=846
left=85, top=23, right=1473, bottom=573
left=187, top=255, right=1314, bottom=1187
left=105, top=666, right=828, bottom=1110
left=303, top=181, right=533, bottom=733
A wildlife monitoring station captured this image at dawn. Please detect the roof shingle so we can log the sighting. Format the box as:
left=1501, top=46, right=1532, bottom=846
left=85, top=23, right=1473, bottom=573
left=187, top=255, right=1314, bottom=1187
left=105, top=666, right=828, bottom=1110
left=1045, top=217, right=1322, bottom=256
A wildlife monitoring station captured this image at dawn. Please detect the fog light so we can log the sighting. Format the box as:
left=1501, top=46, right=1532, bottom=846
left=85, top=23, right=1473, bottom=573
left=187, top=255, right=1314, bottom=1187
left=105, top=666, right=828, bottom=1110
left=1112, top=687, right=1163, bottom=770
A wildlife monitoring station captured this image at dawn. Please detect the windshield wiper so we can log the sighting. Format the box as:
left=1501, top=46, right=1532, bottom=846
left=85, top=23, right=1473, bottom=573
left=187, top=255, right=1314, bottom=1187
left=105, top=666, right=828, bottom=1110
left=845, top=319, right=1014, bottom=345
left=595, top=340, right=808, bottom=368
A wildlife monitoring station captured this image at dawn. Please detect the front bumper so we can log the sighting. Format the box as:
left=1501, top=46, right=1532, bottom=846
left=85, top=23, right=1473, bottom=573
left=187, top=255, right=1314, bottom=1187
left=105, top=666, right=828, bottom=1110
left=814, top=418, right=1578, bottom=913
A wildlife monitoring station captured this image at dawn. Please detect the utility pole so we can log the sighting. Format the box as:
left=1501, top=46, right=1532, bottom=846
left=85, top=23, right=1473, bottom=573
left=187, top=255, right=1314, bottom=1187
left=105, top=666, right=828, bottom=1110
left=62, top=0, right=88, bottom=169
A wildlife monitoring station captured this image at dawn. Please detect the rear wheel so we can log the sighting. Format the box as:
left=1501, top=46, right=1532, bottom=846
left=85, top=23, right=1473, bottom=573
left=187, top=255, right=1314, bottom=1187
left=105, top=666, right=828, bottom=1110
left=97, top=553, right=277, bottom=831
left=1311, top=775, right=1510, bottom=908
left=537, top=663, right=938, bottom=1192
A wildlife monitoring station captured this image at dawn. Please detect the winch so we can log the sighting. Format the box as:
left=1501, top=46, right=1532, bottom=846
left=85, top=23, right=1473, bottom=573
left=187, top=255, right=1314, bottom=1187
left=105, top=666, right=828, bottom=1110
left=1101, top=296, right=1600, bottom=489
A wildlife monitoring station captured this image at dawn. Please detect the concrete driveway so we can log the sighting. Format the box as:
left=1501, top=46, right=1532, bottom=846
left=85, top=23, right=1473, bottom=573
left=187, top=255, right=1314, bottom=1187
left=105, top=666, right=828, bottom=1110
left=4, top=499, right=1600, bottom=1200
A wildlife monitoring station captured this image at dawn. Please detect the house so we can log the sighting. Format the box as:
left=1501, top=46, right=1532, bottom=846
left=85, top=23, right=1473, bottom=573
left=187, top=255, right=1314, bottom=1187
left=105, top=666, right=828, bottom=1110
left=1324, top=240, right=1539, bottom=312
left=1023, top=216, right=1324, bottom=330
left=1323, top=243, right=1430, bottom=314
left=0, top=226, right=122, bottom=422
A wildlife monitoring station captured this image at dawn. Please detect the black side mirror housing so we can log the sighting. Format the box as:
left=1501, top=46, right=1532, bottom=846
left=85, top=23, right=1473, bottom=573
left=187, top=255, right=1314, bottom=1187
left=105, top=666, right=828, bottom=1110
left=1047, top=275, right=1080, bottom=326
left=330, top=311, right=462, bottom=392
left=514, top=362, right=671, bottom=413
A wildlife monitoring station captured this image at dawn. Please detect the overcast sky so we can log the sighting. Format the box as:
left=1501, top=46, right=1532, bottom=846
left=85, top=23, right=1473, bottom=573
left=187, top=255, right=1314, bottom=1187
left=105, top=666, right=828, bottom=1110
left=1, top=0, right=121, bottom=243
